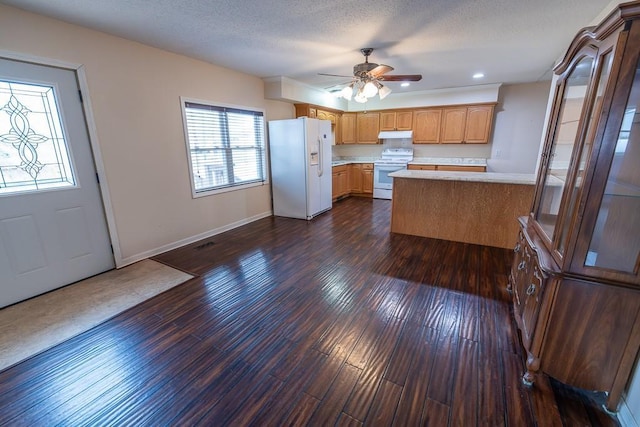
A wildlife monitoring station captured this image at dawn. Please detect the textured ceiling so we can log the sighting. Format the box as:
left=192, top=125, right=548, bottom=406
left=1, top=0, right=616, bottom=94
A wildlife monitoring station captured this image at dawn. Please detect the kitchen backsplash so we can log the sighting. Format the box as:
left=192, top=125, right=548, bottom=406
left=332, top=142, right=491, bottom=160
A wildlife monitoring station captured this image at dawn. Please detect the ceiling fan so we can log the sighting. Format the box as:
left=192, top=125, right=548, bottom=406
left=319, top=48, right=422, bottom=102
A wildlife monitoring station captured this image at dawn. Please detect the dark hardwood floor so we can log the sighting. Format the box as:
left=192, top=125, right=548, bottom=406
left=0, top=197, right=620, bottom=426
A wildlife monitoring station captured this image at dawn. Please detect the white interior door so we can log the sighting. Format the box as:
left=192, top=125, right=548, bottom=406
left=0, top=58, right=114, bottom=308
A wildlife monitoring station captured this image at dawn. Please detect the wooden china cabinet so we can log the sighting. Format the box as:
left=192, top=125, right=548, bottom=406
left=508, top=2, right=640, bottom=411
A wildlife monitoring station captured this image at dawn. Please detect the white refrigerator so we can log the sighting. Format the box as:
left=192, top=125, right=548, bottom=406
left=268, top=117, right=332, bottom=220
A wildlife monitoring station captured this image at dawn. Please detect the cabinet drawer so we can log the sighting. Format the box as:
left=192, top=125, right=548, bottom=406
left=408, top=164, right=437, bottom=171
left=332, top=165, right=347, bottom=173
left=436, top=165, right=486, bottom=172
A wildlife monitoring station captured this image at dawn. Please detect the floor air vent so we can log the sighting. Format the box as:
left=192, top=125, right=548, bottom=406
left=194, top=241, right=215, bottom=250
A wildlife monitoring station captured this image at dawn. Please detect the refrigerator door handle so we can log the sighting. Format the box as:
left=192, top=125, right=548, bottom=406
left=317, top=137, right=323, bottom=177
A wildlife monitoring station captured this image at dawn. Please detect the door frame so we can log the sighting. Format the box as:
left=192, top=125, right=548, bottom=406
left=0, top=49, right=122, bottom=267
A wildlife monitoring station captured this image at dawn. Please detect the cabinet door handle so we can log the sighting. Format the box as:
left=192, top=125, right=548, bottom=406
left=514, top=243, right=521, bottom=253
left=526, top=283, right=536, bottom=296
left=518, top=261, right=526, bottom=271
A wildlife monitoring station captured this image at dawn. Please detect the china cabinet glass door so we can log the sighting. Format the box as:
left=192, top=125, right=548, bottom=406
left=534, top=55, right=594, bottom=245
left=583, top=60, right=640, bottom=274
left=557, top=51, right=614, bottom=255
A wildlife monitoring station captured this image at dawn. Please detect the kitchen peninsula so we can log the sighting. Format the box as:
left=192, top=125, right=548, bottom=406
left=389, top=170, right=536, bottom=249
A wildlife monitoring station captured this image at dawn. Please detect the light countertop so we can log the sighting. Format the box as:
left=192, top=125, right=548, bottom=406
left=331, top=157, right=377, bottom=166
left=389, top=170, right=536, bottom=185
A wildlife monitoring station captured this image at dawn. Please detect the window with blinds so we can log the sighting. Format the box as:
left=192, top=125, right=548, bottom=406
left=181, top=99, right=266, bottom=196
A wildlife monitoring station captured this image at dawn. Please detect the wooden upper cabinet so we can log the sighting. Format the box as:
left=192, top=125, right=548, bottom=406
left=380, top=111, right=413, bottom=131
left=295, top=103, right=342, bottom=144
left=465, top=105, right=494, bottom=143
left=316, top=109, right=337, bottom=125
left=440, top=107, right=468, bottom=143
left=396, top=111, right=413, bottom=130
left=295, top=103, right=316, bottom=118
left=440, top=105, right=494, bottom=144
left=380, top=112, right=396, bottom=131
left=413, top=109, right=442, bottom=144
left=341, top=113, right=357, bottom=144
left=295, top=102, right=494, bottom=145
left=334, top=113, right=343, bottom=145
left=356, top=112, right=380, bottom=144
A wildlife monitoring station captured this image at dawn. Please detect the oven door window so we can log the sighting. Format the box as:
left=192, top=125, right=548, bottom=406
left=375, top=165, right=403, bottom=189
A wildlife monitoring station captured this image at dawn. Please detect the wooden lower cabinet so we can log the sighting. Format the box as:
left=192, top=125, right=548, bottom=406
left=509, top=217, right=640, bottom=410
left=407, top=164, right=486, bottom=172
left=332, top=165, right=348, bottom=201
left=362, top=167, right=373, bottom=194
left=349, top=164, right=363, bottom=193
left=347, top=163, right=373, bottom=196
left=333, top=163, right=373, bottom=200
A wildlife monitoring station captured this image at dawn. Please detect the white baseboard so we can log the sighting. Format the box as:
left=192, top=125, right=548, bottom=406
left=619, top=396, right=639, bottom=427
left=116, top=211, right=273, bottom=268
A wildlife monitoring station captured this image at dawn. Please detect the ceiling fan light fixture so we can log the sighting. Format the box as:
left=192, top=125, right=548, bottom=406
left=362, top=81, right=378, bottom=98
left=321, top=48, right=422, bottom=103
left=340, top=85, right=354, bottom=100
left=378, top=84, right=392, bottom=99
left=354, top=91, right=368, bottom=103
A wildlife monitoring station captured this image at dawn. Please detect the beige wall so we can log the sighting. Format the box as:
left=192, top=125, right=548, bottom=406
left=0, top=5, right=294, bottom=265
left=488, top=81, right=552, bottom=173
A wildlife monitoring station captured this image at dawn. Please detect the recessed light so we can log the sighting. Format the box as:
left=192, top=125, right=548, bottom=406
left=401, top=82, right=410, bottom=87
left=473, top=73, right=485, bottom=79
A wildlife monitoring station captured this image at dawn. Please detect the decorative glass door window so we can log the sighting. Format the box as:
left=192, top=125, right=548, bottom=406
left=0, top=80, right=76, bottom=195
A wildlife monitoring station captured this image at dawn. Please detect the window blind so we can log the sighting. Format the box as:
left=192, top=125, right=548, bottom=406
left=183, top=101, right=266, bottom=194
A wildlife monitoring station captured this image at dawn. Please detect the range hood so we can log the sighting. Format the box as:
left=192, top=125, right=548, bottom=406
left=378, top=130, right=413, bottom=139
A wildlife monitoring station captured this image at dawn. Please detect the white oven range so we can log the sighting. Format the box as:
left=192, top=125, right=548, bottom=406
left=373, top=148, right=413, bottom=199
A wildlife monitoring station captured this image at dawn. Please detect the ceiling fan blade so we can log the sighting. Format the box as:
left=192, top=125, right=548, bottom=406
left=318, top=73, right=353, bottom=78
left=378, top=74, right=423, bottom=82
left=369, top=64, right=394, bottom=77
